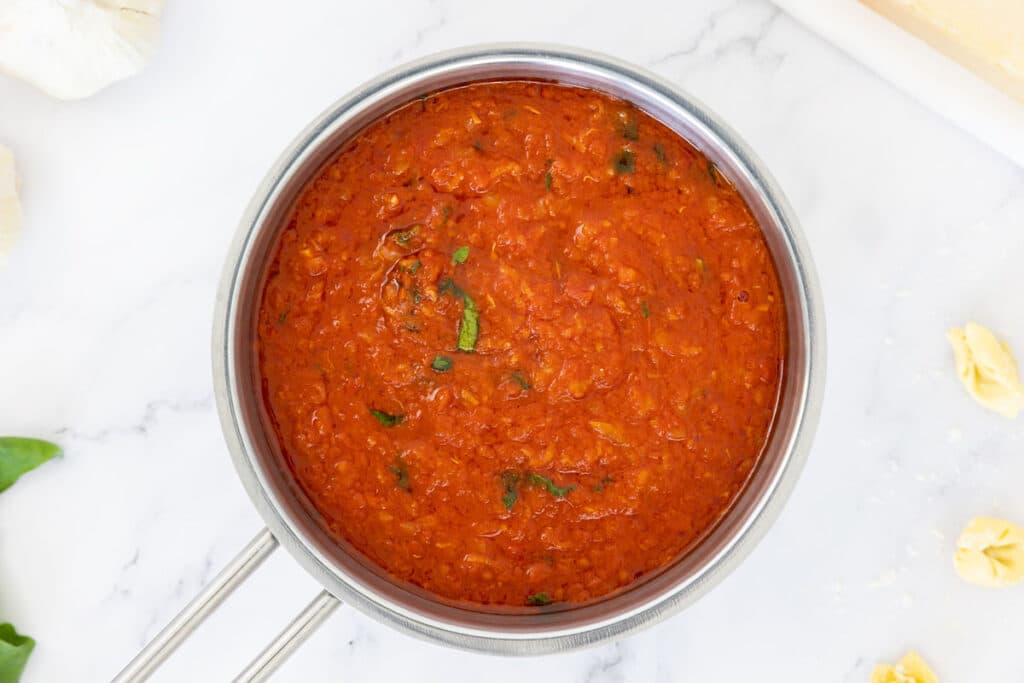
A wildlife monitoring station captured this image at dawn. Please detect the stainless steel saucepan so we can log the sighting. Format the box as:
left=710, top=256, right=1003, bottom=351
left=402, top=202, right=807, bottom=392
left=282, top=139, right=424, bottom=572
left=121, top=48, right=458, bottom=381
left=114, top=44, right=825, bottom=682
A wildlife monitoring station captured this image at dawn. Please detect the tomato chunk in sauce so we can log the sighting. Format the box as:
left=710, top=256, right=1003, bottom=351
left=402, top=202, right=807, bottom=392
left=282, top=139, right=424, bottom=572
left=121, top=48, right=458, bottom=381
left=257, top=81, right=785, bottom=607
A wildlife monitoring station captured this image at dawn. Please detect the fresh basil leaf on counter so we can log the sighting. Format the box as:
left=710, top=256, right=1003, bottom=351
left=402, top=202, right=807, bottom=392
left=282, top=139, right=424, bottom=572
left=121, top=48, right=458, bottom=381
left=0, top=437, right=61, bottom=493
left=0, top=623, right=35, bottom=683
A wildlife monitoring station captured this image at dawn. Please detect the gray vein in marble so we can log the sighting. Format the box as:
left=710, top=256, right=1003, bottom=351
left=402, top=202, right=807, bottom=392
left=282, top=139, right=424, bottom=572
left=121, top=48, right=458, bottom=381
left=98, top=549, right=143, bottom=605
left=55, top=395, right=213, bottom=443
left=648, top=0, right=783, bottom=74
left=135, top=547, right=216, bottom=646
left=386, top=0, right=448, bottom=67
left=842, top=656, right=867, bottom=683
left=99, top=268, right=208, bottom=337
left=0, top=298, right=28, bottom=329
left=648, top=0, right=746, bottom=67
left=704, top=6, right=784, bottom=71
left=582, top=641, right=626, bottom=683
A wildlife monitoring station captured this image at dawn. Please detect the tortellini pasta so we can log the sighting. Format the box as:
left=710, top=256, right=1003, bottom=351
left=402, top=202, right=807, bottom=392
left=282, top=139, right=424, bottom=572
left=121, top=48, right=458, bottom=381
left=947, top=322, right=1024, bottom=418
left=870, top=651, right=938, bottom=683
left=953, top=516, right=1024, bottom=587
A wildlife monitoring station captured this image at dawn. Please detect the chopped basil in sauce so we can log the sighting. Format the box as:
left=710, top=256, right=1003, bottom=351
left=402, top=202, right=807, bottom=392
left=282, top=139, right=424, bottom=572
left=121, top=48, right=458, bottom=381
left=392, top=225, right=420, bottom=246
left=544, top=172, right=553, bottom=192
left=641, top=300, right=650, bottom=319
left=369, top=409, right=405, bottom=427
left=408, top=260, right=423, bottom=274
left=593, top=475, right=615, bottom=492
left=510, top=372, right=531, bottom=390
left=528, top=473, right=575, bottom=497
left=431, top=355, right=453, bottom=373
left=452, top=246, right=470, bottom=264
left=441, top=205, right=452, bottom=225
left=389, top=457, right=411, bottom=492
left=439, top=278, right=479, bottom=352
left=621, top=116, right=639, bottom=141
left=707, top=160, right=720, bottom=185
left=277, top=305, right=291, bottom=326
left=653, top=142, right=667, bottom=163
left=457, top=295, right=479, bottom=352
left=437, top=277, right=463, bottom=298
left=501, top=470, right=573, bottom=509
left=613, top=149, right=635, bottom=175
left=500, top=471, right=520, bottom=510
left=526, top=593, right=551, bottom=606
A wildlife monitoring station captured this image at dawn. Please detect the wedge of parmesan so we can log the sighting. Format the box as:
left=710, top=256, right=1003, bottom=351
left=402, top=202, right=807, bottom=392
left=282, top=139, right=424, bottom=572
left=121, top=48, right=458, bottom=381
left=0, top=145, right=21, bottom=263
left=0, top=0, right=164, bottom=100
left=859, top=0, right=1024, bottom=103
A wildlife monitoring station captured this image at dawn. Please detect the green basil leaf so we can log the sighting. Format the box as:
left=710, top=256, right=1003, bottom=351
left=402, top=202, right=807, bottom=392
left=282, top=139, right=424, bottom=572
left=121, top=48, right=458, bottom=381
left=500, top=471, right=520, bottom=510
left=392, top=225, right=421, bottom=246
left=437, top=278, right=480, bottom=352
left=0, top=437, right=61, bottom=494
left=653, top=142, right=667, bottom=163
left=527, top=473, right=574, bottom=498
left=388, top=456, right=411, bottom=492
left=451, top=246, right=470, bottom=265
left=621, top=116, right=639, bottom=141
left=613, top=149, right=635, bottom=175
left=369, top=409, right=405, bottom=428
left=707, top=160, right=720, bottom=185
left=456, top=294, right=479, bottom=352
left=526, top=593, right=551, bottom=606
left=0, top=623, right=35, bottom=683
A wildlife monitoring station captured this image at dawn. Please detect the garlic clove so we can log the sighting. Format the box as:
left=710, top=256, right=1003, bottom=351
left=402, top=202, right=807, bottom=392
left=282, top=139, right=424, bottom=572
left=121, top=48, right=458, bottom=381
left=0, top=0, right=164, bottom=100
left=0, top=145, right=21, bottom=264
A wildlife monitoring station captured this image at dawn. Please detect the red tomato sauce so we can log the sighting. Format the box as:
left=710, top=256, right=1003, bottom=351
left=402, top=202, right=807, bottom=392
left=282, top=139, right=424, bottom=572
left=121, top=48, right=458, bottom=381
left=257, top=81, right=785, bottom=607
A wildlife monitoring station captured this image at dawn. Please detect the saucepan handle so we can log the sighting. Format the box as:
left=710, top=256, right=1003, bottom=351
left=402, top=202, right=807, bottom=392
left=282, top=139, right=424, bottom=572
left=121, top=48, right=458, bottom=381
left=233, top=589, right=341, bottom=682
left=113, top=527, right=339, bottom=682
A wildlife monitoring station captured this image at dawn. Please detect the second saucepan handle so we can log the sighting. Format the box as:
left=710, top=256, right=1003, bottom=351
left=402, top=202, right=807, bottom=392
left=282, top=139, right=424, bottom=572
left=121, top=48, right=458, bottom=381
left=233, top=590, right=342, bottom=682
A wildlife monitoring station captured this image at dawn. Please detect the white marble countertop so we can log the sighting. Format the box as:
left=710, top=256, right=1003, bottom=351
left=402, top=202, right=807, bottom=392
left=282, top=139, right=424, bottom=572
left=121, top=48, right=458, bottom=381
left=2, top=0, right=1023, bottom=681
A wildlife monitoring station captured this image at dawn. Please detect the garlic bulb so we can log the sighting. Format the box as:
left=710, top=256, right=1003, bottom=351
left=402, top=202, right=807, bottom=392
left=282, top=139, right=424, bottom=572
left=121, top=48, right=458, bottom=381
left=0, top=145, right=21, bottom=263
left=0, top=0, right=164, bottom=100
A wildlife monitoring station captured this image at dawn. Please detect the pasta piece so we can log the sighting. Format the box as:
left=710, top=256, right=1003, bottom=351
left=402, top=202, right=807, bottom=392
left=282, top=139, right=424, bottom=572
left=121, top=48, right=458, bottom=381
left=870, top=651, right=938, bottom=683
left=953, top=516, right=1024, bottom=588
left=947, top=322, right=1024, bottom=418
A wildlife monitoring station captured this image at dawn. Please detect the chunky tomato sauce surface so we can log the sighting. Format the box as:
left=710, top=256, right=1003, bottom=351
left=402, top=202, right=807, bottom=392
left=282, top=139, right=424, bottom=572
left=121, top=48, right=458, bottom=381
left=257, top=81, right=785, bottom=607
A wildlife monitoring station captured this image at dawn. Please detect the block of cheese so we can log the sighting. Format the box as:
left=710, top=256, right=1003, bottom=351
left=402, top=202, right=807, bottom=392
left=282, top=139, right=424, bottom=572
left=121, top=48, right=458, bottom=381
left=0, top=145, right=21, bottom=263
left=860, top=0, right=1024, bottom=103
